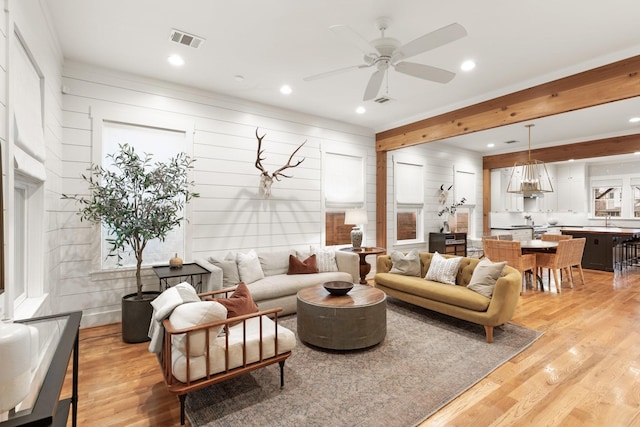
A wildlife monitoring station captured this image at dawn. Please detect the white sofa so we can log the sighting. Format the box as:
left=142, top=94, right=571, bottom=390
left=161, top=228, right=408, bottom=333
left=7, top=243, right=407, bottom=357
left=195, top=248, right=360, bottom=315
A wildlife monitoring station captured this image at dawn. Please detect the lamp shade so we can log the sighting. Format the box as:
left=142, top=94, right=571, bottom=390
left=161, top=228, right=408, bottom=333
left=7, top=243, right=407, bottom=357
left=344, top=208, right=368, bottom=225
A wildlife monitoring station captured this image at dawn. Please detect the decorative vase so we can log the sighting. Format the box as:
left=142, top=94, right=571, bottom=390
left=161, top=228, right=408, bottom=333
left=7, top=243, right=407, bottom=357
left=169, top=253, right=183, bottom=269
left=350, top=226, right=363, bottom=249
left=449, top=214, right=457, bottom=232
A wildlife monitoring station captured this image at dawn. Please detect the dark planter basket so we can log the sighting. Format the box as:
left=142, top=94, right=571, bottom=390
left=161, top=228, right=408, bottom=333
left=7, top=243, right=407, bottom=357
left=121, top=291, right=161, bottom=343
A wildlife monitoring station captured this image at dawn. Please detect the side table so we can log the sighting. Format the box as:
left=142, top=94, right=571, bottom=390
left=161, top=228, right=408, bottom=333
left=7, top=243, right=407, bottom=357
left=1, top=311, right=82, bottom=427
left=339, top=246, right=386, bottom=284
left=152, top=263, right=210, bottom=293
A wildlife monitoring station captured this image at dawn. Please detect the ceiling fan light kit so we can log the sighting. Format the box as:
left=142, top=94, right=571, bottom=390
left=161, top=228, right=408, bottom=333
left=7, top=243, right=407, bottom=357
left=304, top=18, right=467, bottom=101
left=507, top=124, right=554, bottom=197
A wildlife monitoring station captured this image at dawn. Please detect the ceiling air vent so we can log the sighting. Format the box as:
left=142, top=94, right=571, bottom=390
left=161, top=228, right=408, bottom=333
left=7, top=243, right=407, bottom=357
left=503, top=140, right=519, bottom=144
left=374, top=96, right=392, bottom=104
left=169, top=29, right=205, bottom=49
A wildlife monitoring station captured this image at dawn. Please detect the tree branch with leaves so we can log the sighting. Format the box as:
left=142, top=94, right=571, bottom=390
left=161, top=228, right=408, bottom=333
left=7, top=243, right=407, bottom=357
left=62, top=143, right=199, bottom=299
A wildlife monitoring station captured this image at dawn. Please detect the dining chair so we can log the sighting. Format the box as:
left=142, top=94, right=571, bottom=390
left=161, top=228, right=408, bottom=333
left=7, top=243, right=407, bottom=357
left=483, top=239, right=536, bottom=292
left=539, top=233, right=573, bottom=282
left=535, top=237, right=586, bottom=293
left=541, top=233, right=572, bottom=242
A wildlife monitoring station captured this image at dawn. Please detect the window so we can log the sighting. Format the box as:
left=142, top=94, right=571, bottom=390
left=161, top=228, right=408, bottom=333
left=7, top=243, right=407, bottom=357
left=632, top=178, right=640, bottom=218
left=394, top=160, right=424, bottom=244
left=13, top=185, right=26, bottom=305
left=593, top=184, right=622, bottom=217
left=12, top=176, right=45, bottom=311
left=100, top=121, right=187, bottom=270
left=10, top=31, right=46, bottom=315
left=454, top=207, right=470, bottom=233
left=325, top=212, right=353, bottom=246
left=323, top=151, right=366, bottom=246
left=397, top=210, right=417, bottom=240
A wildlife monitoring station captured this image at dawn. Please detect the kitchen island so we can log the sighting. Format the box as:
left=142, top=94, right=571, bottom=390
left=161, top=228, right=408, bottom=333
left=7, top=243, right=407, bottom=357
left=561, top=227, right=640, bottom=272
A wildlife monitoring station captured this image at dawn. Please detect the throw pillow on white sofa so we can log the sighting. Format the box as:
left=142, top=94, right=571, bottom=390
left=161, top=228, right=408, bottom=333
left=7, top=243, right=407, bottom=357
left=258, top=249, right=295, bottom=276
left=236, top=250, right=265, bottom=284
left=309, top=246, right=339, bottom=272
left=208, top=252, right=241, bottom=288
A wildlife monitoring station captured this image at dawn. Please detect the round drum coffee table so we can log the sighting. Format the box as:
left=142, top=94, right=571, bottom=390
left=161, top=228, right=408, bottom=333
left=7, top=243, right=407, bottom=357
left=296, top=284, right=386, bottom=350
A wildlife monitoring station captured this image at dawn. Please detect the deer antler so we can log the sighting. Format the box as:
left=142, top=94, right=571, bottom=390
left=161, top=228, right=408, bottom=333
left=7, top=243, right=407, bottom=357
left=255, top=128, right=269, bottom=176
left=254, top=127, right=306, bottom=180
left=272, top=142, right=306, bottom=181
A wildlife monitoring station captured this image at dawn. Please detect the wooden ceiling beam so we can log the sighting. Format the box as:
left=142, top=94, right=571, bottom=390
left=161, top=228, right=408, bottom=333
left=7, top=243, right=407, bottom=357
left=376, top=55, right=640, bottom=152
left=482, top=133, right=640, bottom=170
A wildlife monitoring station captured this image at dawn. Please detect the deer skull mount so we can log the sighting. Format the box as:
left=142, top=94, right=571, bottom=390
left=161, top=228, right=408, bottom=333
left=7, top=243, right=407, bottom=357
left=438, top=184, right=453, bottom=206
left=254, top=128, right=306, bottom=198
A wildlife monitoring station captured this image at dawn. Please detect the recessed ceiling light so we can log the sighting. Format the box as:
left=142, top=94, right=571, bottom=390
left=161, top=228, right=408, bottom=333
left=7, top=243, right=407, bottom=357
left=634, top=151, right=640, bottom=155
left=280, top=85, right=292, bottom=95
left=167, top=54, right=184, bottom=67
left=487, top=143, right=494, bottom=148
left=460, top=60, right=476, bottom=71
left=629, top=117, right=640, bottom=123
left=568, top=158, right=575, bottom=162
left=355, top=106, right=366, bottom=114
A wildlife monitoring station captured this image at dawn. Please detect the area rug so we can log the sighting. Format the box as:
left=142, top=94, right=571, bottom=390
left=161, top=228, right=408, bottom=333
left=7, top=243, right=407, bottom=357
left=185, top=299, right=542, bottom=427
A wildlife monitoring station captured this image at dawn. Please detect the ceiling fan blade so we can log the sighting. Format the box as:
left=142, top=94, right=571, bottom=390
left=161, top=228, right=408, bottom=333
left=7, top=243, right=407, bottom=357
left=394, top=61, right=456, bottom=83
left=303, top=65, right=367, bottom=82
left=363, top=70, right=385, bottom=101
left=330, top=24, right=378, bottom=57
left=393, top=23, right=467, bottom=63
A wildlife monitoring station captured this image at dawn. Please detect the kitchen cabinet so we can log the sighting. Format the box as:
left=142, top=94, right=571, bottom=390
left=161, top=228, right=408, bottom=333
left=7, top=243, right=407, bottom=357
left=490, top=168, right=523, bottom=212
left=556, top=163, right=586, bottom=212
left=490, top=227, right=533, bottom=241
left=561, top=227, right=640, bottom=272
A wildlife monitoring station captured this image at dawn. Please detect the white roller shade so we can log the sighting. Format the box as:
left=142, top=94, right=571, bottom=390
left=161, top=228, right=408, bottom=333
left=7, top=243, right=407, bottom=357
left=455, top=169, right=475, bottom=205
left=395, top=161, right=424, bottom=206
left=324, top=152, right=364, bottom=207
left=12, top=36, right=45, bottom=162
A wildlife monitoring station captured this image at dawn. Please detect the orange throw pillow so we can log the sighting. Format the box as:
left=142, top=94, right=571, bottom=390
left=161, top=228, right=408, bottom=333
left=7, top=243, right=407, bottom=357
left=287, top=254, right=319, bottom=275
left=213, top=282, right=259, bottom=326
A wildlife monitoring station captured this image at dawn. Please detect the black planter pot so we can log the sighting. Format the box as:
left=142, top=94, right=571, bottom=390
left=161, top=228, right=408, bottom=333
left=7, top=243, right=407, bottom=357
left=121, top=291, right=161, bottom=343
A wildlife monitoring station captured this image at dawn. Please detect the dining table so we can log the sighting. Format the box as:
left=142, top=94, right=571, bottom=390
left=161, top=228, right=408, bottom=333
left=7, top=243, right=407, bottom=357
left=519, top=240, right=558, bottom=290
left=519, top=240, right=559, bottom=253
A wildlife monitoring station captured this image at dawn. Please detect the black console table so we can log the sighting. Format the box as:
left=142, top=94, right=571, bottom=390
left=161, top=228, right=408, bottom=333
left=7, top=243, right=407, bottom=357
left=1, top=311, right=82, bottom=427
left=153, top=263, right=209, bottom=292
left=429, top=232, right=467, bottom=256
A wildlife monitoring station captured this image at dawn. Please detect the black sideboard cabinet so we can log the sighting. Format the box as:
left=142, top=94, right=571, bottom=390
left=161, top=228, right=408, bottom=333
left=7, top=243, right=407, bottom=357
left=429, top=232, right=467, bottom=256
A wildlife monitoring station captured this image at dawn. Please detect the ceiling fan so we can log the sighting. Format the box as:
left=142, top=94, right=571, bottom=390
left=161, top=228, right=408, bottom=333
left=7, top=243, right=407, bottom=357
left=304, top=18, right=467, bottom=101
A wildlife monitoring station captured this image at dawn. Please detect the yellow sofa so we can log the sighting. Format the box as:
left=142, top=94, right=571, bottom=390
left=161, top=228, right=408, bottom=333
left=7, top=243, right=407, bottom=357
left=375, top=252, right=521, bottom=343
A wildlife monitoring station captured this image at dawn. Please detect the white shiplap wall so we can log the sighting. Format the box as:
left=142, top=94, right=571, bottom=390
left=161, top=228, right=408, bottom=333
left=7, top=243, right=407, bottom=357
left=385, top=141, right=483, bottom=252
left=58, top=62, right=376, bottom=327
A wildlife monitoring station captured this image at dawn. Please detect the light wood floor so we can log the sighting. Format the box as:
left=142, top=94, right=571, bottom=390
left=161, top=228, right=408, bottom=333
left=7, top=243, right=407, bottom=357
left=63, top=268, right=640, bottom=426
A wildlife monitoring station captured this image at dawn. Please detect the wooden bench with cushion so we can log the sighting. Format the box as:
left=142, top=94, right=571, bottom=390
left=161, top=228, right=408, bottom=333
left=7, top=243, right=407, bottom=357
left=157, top=286, right=296, bottom=425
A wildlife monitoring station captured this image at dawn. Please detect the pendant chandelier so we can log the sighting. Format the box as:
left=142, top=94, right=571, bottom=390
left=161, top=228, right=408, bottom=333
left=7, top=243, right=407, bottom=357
left=506, top=124, right=553, bottom=197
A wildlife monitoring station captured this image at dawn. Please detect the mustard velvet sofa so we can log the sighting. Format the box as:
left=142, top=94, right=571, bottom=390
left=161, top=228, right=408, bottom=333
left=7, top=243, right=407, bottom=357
left=374, top=252, right=521, bottom=343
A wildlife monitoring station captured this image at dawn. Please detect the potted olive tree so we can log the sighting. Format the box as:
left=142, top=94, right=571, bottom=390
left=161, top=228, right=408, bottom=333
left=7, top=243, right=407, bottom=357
left=63, top=143, right=199, bottom=342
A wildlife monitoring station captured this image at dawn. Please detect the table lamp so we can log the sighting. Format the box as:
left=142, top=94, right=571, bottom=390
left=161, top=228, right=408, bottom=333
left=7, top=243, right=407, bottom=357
left=344, top=208, right=368, bottom=249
